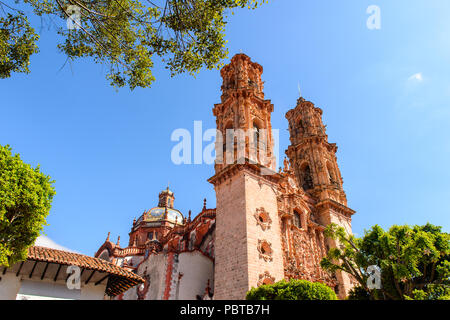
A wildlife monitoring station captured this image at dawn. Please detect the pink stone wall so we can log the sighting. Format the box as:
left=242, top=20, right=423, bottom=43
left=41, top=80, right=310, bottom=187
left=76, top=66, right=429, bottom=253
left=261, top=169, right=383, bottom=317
left=214, top=169, right=284, bottom=300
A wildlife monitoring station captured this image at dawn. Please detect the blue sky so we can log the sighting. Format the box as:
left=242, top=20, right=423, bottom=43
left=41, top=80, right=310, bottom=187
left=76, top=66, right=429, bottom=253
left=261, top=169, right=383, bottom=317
left=1, top=1, right=449, bottom=255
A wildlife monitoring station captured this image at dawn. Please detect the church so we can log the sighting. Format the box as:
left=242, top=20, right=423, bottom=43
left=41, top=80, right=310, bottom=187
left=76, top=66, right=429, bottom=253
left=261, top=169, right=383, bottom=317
left=94, top=53, right=356, bottom=300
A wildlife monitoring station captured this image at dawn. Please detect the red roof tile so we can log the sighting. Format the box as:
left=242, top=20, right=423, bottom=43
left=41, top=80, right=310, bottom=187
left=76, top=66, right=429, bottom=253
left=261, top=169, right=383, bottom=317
left=28, top=246, right=143, bottom=296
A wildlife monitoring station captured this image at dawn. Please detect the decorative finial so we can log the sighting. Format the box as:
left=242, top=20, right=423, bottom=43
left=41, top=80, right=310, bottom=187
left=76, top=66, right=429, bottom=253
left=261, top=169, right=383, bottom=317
left=298, top=81, right=302, bottom=98
left=203, top=198, right=207, bottom=211
left=133, top=218, right=136, bottom=225
left=116, top=236, right=120, bottom=246
left=239, top=49, right=243, bottom=53
left=106, top=232, right=110, bottom=241
left=188, top=210, right=192, bottom=223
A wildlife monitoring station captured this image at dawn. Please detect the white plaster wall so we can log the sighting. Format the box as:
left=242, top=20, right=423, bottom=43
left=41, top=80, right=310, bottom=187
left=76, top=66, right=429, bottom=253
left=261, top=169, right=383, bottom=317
left=16, top=279, right=81, bottom=300
left=130, top=255, right=144, bottom=267
left=81, top=282, right=107, bottom=300
left=177, top=251, right=213, bottom=300
left=3, top=275, right=107, bottom=300
left=121, top=284, right=138, bottom=300
left=0, top=272, right=21, bottom=300
left=133, top=252, right=167, bottom=300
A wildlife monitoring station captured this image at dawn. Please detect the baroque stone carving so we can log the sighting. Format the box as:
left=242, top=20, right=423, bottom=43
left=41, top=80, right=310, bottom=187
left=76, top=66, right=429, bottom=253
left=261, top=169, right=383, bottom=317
left=257, top=271, right=275, bottom=286
left=254, top=207, right=272, bottom=231
left=258, top=240, right=273, bottom=262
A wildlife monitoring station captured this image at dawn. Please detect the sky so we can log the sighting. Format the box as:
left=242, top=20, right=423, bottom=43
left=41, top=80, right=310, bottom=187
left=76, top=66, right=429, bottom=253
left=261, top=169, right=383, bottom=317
left=1, top=0, right=450, bottom=255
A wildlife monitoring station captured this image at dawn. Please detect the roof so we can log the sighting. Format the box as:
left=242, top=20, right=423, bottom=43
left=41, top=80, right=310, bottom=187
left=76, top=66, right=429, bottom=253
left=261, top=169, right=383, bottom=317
left=27, top=246, right=144, bottom=297
left=136, top=206, right=184, bottom=225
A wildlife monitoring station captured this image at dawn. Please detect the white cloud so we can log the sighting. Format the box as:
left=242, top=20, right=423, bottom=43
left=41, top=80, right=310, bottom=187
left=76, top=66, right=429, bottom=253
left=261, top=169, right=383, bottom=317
left=408, top=72, right=423, bottom=82
left=34, top=235, right=78, bottom=253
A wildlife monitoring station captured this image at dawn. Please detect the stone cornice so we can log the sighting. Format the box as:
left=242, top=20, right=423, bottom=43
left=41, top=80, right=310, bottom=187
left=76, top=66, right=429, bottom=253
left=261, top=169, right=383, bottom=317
left=214, top=90, right=272, bottom=115
left=287, top=136, right=337, bottom=151
left=315, top=199, right=356, bottom=218
left=208, top=161, right=282, bottom=186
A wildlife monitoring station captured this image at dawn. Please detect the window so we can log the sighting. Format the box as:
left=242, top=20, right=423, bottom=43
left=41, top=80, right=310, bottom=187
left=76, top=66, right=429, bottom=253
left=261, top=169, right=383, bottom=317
left=293, top=211, right=302, bottom=229
left=300, top=163, right=313, bottom=190
left=253, top=123, right=260, bottom=150
left=327, top=162, right=337, bottom=185
left=224, top=123, right=234, bottom=163
left=148, top=232, right=158, bottom=240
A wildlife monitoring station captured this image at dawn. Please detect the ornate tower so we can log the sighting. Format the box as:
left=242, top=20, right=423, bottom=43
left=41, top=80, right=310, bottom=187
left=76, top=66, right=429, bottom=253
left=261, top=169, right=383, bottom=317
left=158, top=186, right=175, bottom=208
left=285, top=97, right=355, bottom=296
left=208, top=54, right=284, bottom=299
left=285, top=97, right=347, bottom=205
left=213, top=53, right=276, bottom=172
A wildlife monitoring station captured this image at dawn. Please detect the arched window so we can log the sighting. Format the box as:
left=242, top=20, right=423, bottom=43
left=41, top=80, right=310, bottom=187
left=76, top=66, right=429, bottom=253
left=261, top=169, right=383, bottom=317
left=223, top=122, right=234, bottom=163
left=253, top=123, right=260, bottom=150
left=293, top=210, right=302, bottom=229
left=327, top=162, right=337, bottom=185
left=300, top=163, right=313, bottom=190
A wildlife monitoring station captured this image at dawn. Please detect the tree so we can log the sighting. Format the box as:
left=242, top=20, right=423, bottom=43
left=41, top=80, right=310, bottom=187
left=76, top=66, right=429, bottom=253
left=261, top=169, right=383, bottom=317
left=0, top=145, right=56, bottom=267
left=320, top=223, right=450, bottom=300
left=246, top=279, right=338, bottom=300
left=0, top=0, right=267, bottom=89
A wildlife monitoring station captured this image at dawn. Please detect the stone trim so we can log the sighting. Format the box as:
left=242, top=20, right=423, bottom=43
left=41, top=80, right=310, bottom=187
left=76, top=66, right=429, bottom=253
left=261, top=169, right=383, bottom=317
left=254, top=207, right=272, bottom=231
left=257, top=271, right=275, bottom=286
left=258, top=240, right=273, bottom=262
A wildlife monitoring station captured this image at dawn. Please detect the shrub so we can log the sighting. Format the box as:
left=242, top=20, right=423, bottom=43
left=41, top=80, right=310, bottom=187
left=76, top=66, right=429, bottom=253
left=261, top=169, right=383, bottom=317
left=347, top=286, right=371, bottom=300
left=246, top=279, right=338, bottom=300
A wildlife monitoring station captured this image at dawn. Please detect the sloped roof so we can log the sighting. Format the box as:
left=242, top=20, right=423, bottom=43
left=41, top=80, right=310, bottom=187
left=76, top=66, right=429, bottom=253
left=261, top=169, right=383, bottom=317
left=28, top=246, right=144, bottom=296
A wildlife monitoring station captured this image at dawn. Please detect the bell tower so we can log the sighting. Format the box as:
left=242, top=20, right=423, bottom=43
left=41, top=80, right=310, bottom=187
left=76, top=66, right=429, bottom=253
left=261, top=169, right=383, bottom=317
left=213, top=53, right=276, bottom=172
left=285, top=97, right=356, bottom=297
left=209, top=54, right=284, bottom=299
left=285, top=97, right=347, bottom=205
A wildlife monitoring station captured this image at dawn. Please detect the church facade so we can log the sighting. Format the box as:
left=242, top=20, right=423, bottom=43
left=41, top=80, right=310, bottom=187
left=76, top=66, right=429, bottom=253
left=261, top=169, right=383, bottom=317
left=95, top=54, right=356, bottom=300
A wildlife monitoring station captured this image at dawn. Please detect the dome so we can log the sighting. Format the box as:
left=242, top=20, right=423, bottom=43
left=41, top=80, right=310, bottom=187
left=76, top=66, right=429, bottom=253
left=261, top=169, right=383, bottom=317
left=140, top=207, right=184, bottom=225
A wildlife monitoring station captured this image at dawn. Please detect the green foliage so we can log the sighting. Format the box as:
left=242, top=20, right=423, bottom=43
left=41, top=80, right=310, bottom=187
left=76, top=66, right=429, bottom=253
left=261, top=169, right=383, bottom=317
left=409, top=284, right=450, bottom=300
left=0, top=145, right=55, bottom=267
left=321, top=223, right=450, bottom=300
left=0, top=0, right=267, bottom=89
left=0, top=12, right=39, bottom=78
left=347, top=286, right=371, bottom=300
left=246, top=279, right=338, bottom=300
